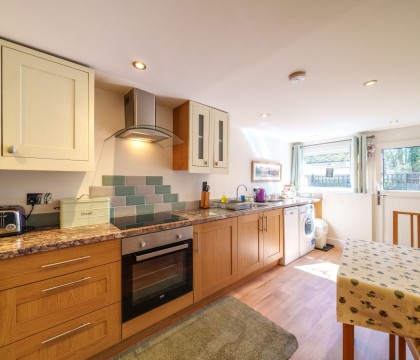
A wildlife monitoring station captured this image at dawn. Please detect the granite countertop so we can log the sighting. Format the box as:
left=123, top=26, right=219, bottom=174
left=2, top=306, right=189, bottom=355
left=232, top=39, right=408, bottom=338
left=0, top=198, right=317, bottom=260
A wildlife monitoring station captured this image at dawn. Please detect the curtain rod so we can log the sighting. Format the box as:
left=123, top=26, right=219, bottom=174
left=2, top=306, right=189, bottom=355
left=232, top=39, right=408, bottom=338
left=300, top=135, right=375, bottom=148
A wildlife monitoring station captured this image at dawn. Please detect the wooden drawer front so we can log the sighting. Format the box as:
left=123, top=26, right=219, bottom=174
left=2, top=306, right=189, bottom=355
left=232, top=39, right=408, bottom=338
left=0, top=303, right=121, bottom=360
left=0, top=239, right=120, bottom=291
left=0, top=262, right=120, bottom=346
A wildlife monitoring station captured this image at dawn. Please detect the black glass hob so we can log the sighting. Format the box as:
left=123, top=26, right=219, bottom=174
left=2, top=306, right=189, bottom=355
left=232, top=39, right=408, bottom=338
left=111, top=212, right=186, bottom=230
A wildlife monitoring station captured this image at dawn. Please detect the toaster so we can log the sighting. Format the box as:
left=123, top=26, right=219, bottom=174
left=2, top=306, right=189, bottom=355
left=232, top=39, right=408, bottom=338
left=0, top=206, right=26, bottom=237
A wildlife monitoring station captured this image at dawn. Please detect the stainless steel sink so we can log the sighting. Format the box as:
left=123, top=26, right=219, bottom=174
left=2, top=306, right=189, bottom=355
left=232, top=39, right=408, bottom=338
left=213, top=200, right=270, bottom=211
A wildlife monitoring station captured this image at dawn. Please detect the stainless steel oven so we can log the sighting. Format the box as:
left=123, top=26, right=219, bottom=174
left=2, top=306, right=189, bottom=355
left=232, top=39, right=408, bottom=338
left=121, top=226, right=193, bottom=323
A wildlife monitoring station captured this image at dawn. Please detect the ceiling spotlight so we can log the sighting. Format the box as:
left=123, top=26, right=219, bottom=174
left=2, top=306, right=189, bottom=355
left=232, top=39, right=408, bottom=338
left=363, top=79, right=377, bottom=87
left=260, top=113, right=271, bottom=118
left=288, top=71, right=306, bottom=83
left=132, top=61, right=147, bottom=71
left=389, top=120, right=399, bottom=125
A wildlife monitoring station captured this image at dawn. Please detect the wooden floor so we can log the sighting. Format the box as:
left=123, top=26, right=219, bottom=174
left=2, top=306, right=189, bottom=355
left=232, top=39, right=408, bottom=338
left=230, top=248, right=414, bottom=360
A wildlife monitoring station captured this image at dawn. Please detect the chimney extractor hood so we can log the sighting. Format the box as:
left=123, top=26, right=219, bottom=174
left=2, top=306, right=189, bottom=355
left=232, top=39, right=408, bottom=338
left=111, top=88, right=182, bottom=144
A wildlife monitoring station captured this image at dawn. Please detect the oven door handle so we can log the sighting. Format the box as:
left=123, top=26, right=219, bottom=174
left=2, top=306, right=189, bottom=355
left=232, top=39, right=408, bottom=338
left=135, top=243, right=188, bottom=262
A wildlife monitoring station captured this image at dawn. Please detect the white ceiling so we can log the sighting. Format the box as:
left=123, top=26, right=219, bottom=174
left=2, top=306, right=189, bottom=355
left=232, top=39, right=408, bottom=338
left=1, top=0, right=420, bottom=143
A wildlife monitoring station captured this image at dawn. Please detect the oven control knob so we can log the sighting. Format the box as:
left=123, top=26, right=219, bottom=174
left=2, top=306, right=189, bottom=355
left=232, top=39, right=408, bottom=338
left=176, top=233, right=183, bottom=239
left=140, top=241, right=146, bottom=248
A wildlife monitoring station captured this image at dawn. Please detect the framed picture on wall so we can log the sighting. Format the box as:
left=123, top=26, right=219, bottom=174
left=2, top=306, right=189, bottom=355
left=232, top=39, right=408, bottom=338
left=251, top=161, right=282, bottom=182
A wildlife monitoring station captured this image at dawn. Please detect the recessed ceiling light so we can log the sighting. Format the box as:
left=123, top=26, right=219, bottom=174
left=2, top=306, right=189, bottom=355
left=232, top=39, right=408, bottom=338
left=389, top=120, right=399, bottom=125
left=260, top=113, right=271, bottom=118
left=132, top=61, right=146, bottom=71
left=288, top=71, right=306, bottom=83
left=363, top=80, right=377, bottom=87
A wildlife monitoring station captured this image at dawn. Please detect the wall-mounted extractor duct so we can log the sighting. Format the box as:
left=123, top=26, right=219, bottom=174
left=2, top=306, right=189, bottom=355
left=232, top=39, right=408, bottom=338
left=111, top=88, right=182, bottom=144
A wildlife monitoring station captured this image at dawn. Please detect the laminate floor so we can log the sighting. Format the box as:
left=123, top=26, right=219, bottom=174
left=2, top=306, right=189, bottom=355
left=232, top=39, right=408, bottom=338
left=230, top=248, right=414, bottom=360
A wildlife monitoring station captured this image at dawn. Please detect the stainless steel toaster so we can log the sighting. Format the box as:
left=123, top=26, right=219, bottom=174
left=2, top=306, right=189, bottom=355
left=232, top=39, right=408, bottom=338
left=0, top=206, right=26, bottom=237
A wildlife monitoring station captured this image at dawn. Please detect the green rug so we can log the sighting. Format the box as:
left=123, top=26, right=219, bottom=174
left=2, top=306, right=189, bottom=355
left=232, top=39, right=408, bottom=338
left=114, top=296, right=298, bottom=360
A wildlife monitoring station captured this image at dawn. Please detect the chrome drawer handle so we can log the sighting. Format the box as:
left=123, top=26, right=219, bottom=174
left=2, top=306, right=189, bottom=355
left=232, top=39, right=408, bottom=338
left=42, top=277, right=91, bottom=293
left=135, top=244, right=188, bottom=262
left=41, top=256, right=91, bottom=268
left=41, top=322, right=91, bottom=344
left=7, top=145, right=16, bottom=154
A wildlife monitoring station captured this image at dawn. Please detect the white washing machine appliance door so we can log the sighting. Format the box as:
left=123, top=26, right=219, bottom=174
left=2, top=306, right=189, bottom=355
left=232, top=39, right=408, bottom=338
left=299, top=205, right=316, bottom=256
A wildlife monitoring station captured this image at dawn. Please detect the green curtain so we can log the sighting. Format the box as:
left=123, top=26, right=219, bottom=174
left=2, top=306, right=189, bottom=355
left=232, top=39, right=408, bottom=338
left=291, top=144, right=302, bottom=189
left=351, top=135, right=368, bottom=193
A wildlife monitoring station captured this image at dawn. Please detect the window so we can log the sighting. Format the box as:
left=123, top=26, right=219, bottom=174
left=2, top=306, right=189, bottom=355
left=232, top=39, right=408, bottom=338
left=382, top=146, right=420, bottom=191
left=301, top=140, right=352, bottom=189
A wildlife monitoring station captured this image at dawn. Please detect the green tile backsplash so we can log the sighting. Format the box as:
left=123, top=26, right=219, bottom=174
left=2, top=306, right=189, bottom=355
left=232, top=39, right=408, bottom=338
left=86, top=175, right=189, bottom=219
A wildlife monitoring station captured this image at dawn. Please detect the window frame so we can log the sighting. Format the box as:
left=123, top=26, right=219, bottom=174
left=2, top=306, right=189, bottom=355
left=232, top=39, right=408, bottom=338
left=375, top=138, right=420, bottom=197
left=299, top=139, right=354, bottom=192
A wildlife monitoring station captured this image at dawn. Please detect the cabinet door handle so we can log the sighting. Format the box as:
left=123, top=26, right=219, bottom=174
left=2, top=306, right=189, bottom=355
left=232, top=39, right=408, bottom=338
left=259, top=216, right=264, bottom=232
left=204, top=160, right=208, bottom=165
left=42, top=277, right=91, bottom=293
left=194, top=232, right=201, bottom=255
left=215, top=161, right=218, bottom=166
left=41, top=322, right=91, bottom=344
left=7, top=145, right=16, bottom=154
left=264, top=216, right=268, bottom=232
left=41, top=256, right=91, bottom=268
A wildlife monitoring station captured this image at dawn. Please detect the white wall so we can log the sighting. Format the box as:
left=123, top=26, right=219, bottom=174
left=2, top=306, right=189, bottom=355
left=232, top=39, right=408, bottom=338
left=0, top=88, right=291, bottom=216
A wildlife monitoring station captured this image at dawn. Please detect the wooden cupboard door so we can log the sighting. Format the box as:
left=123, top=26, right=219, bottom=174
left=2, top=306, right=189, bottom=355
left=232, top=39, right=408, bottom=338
left=212, top=109, right=229, bottom=173
left=0, top=239, right=120, bottom=292
left=190, top=102, right=211, bottom=171
left=1, top=43, right=93, bottom=167
left=193, top=218, right=237, bottom=301
left=237, top=213, right=263, bottom=278
left=263, top=209, right=284, bottom=265
left=0, top=262, right=120, bottom=346
left=0, top=303, right=120, bottom=360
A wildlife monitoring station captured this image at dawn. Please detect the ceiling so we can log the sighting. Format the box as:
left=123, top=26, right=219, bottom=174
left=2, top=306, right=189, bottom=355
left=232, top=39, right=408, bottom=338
left=1, top=0, right=420, bottom=143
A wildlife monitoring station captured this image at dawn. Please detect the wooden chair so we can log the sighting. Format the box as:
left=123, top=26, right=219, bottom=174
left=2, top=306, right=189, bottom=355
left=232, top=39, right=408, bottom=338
left=391, top=211, right=420, bottom=360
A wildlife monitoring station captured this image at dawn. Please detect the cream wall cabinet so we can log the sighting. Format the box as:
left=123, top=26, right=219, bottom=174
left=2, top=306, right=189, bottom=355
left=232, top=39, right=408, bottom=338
left=0, top=39, right=94, bottom=171
left=173, top=101, right=229, bottom=174
left=0, top=240, right=121, bottom=359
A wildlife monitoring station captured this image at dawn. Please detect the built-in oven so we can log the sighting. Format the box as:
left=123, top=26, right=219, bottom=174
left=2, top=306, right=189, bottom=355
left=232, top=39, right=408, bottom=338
left=121, top=226, right=193, bottom=323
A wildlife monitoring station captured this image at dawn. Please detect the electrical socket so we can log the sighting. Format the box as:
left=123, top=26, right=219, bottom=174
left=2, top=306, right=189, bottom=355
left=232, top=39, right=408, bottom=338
left=27, top=193, right=52, bottom=205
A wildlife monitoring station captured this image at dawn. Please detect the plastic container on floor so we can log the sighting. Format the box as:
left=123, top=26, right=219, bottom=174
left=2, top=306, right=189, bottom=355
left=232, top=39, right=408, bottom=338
left=314, top=218, right=328, bottom=249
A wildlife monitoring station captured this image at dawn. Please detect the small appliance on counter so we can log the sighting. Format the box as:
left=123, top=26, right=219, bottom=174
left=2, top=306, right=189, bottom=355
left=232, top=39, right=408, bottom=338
left=60, top=197, right=110, bottom=229
left=200, top=182, right=210, bottom=209
left=0, top=205, right=26, bottom=237
left=255, top=188, right=266, bottom=202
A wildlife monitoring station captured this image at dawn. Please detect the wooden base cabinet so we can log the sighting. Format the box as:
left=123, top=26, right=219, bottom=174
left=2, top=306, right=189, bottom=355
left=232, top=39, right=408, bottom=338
left=263, top=209, right=284, bottom=265
left=193, top=218, right=238, bottom=302
left=237, top=209, right=284, bottom=280
left=237, top=213, right=264, bottom=277
left=0, top=240, right=121, bottom=360
left=0, top=303, right=120, bottom=360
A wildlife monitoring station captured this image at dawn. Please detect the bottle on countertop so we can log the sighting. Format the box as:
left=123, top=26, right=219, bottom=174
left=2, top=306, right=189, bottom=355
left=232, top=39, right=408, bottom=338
left=221, top=193, right=227, bottom=203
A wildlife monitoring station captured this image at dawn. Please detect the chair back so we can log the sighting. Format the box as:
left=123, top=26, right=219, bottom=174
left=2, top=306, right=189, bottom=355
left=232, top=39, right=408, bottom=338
left=392, top=211, right=420, bottom=247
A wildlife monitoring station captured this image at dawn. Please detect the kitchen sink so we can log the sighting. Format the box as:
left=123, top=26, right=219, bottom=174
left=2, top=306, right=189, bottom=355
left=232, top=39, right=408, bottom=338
left=213, top=200, right=269, bottom=211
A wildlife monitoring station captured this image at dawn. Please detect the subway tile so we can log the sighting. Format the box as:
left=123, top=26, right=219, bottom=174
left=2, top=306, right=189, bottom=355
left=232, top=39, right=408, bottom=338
left=110, top=208, right=115, bottom=219
left=145, top=194, right=164, bottom=204
left=136, top=204, right=155, bottom=215
left=89, top=186, right=114, bottom=197
left=126, top=195, right=146, bottom=206
left=171, top=202, right=186, bottom=211
left=164, top=193, right=179, bottom=202
left=135, top=185, right=155, bottom=195
left=146, top=176, right=163, bottom=185
left=110, top=196, right=126, bottom=207
left=155, top=185, right=171, bottom=194
left=185, top=200, right=200, bottom=210
left=115, top=186, right=136, bottom=196
left=114, top=206, right=136, bottom=218
left=102, top=175, right=125, bottom=186
left=126, top=176, right=146, bottom=185
left=155, top=203, right=172, bottom=212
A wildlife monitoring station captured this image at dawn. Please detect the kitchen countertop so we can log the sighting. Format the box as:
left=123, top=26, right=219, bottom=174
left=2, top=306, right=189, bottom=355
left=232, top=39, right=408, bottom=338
left=0, top=198, right=317, bottom=260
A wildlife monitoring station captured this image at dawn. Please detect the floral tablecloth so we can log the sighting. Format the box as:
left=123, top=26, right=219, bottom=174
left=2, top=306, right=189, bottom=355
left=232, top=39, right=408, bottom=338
left=337, top=239, right=420, bottom=340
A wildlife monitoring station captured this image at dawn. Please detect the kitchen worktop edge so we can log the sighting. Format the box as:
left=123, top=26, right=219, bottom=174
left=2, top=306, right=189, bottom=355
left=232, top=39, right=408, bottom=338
left=0, top=198, right=317, bottom=260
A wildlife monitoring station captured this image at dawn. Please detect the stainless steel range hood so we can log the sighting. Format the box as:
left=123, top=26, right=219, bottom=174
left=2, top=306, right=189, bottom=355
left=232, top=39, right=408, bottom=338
left=112, top=88, right=181, bottom=144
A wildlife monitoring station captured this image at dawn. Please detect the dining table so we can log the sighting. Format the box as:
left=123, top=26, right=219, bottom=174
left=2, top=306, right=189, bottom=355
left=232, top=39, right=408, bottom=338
left=336, top=239, right=420, bottom=359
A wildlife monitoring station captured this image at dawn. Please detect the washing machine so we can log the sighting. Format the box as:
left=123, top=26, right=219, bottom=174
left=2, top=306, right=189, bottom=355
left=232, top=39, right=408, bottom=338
left=299, top=204, right=315, bottom=257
